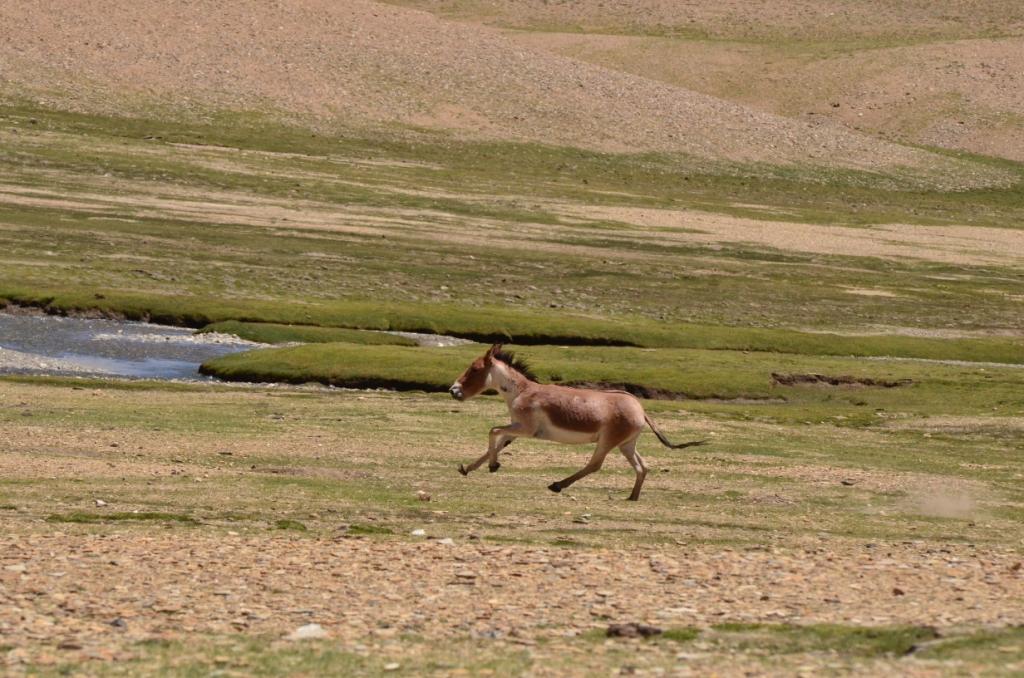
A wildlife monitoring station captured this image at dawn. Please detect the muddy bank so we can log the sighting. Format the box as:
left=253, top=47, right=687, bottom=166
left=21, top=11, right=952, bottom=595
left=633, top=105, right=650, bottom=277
left=770, top=372, right=914, bottom=388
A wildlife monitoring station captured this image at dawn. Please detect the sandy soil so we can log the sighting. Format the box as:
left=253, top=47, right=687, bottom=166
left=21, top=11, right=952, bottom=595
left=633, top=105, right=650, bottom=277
left=0, top=0, right=1007, bottom=182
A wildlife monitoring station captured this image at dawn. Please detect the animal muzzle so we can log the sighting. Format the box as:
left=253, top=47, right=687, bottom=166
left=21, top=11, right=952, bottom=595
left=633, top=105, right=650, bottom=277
left=449, top=384, right=464, bottom=400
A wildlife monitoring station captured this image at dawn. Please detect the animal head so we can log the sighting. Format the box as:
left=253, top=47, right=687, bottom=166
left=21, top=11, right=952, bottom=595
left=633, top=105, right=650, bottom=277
left=450, top=343, right=502, bottom=401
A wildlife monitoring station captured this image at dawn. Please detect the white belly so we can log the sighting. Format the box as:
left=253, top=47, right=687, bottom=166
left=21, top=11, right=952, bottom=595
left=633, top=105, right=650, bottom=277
left=534, top=420, right=598, bottom=445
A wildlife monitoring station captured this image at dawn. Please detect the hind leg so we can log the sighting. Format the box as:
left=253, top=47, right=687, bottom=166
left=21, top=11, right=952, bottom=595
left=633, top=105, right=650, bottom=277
left=548, top=439, right=615, bottom=494
left=619, top=437, right=648, bottom=501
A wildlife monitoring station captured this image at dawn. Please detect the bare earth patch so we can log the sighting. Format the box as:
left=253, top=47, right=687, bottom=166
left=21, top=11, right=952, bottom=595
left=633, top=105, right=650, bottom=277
left=563, top=205, right=1024, bottom=267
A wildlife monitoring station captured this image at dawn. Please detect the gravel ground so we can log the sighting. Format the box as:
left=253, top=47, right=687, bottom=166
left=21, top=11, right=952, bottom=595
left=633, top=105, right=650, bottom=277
left=2, top=534, right=1022, bottom=671
left=0, top=347, right=103, bottom=375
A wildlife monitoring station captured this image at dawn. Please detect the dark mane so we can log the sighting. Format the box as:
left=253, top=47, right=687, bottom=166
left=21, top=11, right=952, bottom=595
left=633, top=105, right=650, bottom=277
left=493, top=349, right=538, bottom=382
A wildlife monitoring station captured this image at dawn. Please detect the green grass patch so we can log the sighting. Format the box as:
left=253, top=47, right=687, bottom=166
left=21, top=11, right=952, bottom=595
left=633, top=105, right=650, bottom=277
left=346, top=523, right=395, bottom=536
left=915, top=626, right=1024, bottom=660
left=661, top=628, right=701, bottom=643
left=200, top=320, right=417, bottom=346
left=198, top=342, right=1024, bottom=418
left=711, top=622, right=940, bottom=656
left=273, top=518, right=308, bottom=531
left=45, top=511, right=200, bottom=525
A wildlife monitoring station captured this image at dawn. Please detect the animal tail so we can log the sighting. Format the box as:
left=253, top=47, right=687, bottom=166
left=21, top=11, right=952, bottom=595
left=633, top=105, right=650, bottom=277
left=644, top=415, right=708, bottom=449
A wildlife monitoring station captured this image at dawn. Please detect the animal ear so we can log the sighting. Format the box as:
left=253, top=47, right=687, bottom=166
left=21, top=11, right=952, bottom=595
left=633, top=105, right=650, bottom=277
left=486, top=343, right=503, bottom=357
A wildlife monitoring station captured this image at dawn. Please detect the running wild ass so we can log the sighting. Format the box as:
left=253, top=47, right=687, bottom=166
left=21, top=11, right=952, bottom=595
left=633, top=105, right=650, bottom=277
left=450, top=344, right=706, bottom=501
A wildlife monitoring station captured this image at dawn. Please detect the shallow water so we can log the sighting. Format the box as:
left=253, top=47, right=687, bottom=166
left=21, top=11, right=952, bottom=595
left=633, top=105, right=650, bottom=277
left=0, top=312, right=259, bottom=380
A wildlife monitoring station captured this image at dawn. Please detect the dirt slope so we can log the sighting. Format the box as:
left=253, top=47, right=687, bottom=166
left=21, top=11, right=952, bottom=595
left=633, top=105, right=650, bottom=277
left=0, top=0, right=1003, bottom=179
left=397, top=1, right=1024, bottom=161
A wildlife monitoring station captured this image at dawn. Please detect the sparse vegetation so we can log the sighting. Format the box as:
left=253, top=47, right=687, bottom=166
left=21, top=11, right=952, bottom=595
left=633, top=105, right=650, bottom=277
left=45, top=511, right=200, bottom=525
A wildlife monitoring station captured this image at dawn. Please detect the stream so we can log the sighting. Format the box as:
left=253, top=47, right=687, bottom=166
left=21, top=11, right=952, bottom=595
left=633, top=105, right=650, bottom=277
left=0, top=311, right=473, bottom=381
left=0, top=312, right=259, bottom=380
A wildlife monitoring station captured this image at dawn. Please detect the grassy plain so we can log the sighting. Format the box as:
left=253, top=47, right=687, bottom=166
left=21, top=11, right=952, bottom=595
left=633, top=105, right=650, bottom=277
left=1, top=101, right=1023, bottom=338
left=1, top=376, right=1023, bottom=674
left=2, top=80, right=1024, bottom=676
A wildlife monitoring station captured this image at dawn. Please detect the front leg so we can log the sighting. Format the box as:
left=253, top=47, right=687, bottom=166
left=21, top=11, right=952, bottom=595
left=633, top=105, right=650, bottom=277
left=459, top=423, right=529, bottom=476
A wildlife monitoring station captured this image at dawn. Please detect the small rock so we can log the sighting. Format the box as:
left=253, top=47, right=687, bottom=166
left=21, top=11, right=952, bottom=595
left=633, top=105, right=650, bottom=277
left=892, top=587, right=906, bottom=596
left=607, top=623, right=662, bottom=638
left=4, top=563, right=27, bottom=573
left=410, top=529, right=427, bottom=537
left=416, top=491, right=431, bottom=502
left=840, top=480, right=856, bottom=486
left=287, top=623, right=328, bottom=641
left=1010, top=562, right=1022, bottom=572
left=95, top=499, right=108, bottom=507
left=384, top=663, right=401, bottom=671
left=437, top=537, right=455, bottom=546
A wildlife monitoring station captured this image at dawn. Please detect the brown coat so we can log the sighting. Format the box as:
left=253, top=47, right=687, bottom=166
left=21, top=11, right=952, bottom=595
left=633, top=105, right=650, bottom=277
left=451, top=344, right=705, bottom=500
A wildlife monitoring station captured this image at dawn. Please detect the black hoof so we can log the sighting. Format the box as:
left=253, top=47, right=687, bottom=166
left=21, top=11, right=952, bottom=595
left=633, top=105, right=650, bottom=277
left=458, top=464, right=469, bottom=476
left=488, top=462, right=501, bottom=473
left=548, top=482, right=563, bottom=494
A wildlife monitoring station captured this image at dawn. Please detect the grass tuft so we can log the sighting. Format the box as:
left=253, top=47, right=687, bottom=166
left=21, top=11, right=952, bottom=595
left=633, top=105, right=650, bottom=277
left=273, top=519, right=308, bottom=531
left=346, top=523, right=394, bottom=535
